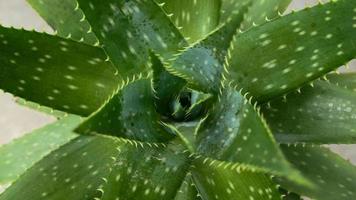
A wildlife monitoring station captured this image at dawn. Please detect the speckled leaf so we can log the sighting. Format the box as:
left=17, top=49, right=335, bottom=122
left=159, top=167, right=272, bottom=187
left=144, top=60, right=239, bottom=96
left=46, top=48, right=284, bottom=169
left=220, top=0, right=249, bottom=23
left=167, top=2, right=249, bottom=92
left=76, top=78, right=174, bottom=142
left=27, top=0, right=98, bottom=45
left=152, top=53, right=186, bottom=117
left=327, top=72, right=356, bottom=92
left=276, top=145, right=356, bottom=200
left=263, top=81, right=356, bottom=144
left=220, top=0, right=291, bottom=26
left=0, top=135, right=120, bottom=200
left=155, top=0, right=220, bottom=43
left=77, top=0, right=187, bottom=76
left=174, top=173, right=201, bottom=200
left=195, top=86, right=306, bottom=184
left=0, top=26, right=119, bottom=116
left=227, top=0, right=356, bottom=102
left=240, top=0, right=292, bottom=29
left=0, top=115, right=81, bottom=185
left=99, top=141, right=190, bottom=200
left=191, top=157, right=282, bottom=200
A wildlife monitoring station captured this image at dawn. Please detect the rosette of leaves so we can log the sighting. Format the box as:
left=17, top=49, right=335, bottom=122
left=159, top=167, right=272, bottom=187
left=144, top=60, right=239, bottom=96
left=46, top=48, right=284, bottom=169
left=0, top=0, right=356, bottom=199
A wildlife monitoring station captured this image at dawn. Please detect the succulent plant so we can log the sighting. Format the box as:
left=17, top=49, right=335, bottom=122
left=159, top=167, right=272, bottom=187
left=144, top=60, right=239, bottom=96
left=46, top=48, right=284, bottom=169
left=0, top=0, right=356, bottom=199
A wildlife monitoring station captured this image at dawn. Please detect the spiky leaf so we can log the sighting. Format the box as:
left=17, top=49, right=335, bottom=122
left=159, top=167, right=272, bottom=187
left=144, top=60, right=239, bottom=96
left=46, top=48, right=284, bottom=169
left=15, top=97, right=68, bottom=118
left=226, top=0, right=356, bottom=101
left=186, top=90, right=212, bottom=119
left=0, top=135, right=120, bottom=200
left=168, top=121, right=200, bottom=153
left=195, top=86, right=305, bottom=183
left=99, top=141, right=189, bottom=200
left=174, top=173, right=201, bottom=200
left=167, top=0, right=293, bottom=92
left=152, top=53, right=186, bottom=117
left=279, top=188, right=302, bottom=200
left=191, top=157, right=282, bottom=200
left=76, top=77, right=174, bottom=142
left=27, top=0, right=98, bottom=45
left=155, top=0, right=221, bottom=43
left=240, top=0, right=292, bottom=29
left=77, top=0, right=187, bottom=75
left=276, top=145, right=356, bottom=200
left=327, top=72, right=356, bottom=92
left=263, top=81, right=356, bottom=144
left=167, top=1, right=249, bottom=92
left=0, top=26, right=119, bottom=116
left=170, top=89, right=211, bottom=121
left=0, top=115, right=81, bottom=184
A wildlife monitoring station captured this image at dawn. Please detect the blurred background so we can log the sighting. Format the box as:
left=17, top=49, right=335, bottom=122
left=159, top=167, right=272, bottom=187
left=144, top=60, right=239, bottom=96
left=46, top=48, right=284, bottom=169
left=0, top=0, right=356, bottom=193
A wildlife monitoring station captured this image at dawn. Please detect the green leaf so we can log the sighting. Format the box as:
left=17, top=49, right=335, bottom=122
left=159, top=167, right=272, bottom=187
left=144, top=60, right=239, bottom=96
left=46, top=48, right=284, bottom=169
left=276, top=145, right=356, bottom=200
left=15, top=98, right=68, bottom=118
left=76, top=77, right=174, bottom=142
left=327, top=72, right=356, bottom=92
left=77, top=0, right=187, bottom=76
left=166, top=121, right=199, bottom=153
left=220, top=0, right=291, bottom=27
left=279, top=188, right=302, bottom=200
left=170, top=89, right=212, bottom=121
left=226, top=0, right=356, bottom=102
left=151, top=53, right=186, bottom=117
left=174, top=173, right=201, bottom=200
left=191, top=156, right=282, bottom=200
left=155, top=0, right=221, bottom=43
left=166, top=1, right=250, bottom=92
left=0, top=115, right=81, bottom=185
left=240, top=0, right=292, bottom=29
left=195, top=86, right=306, bottom=184
left=0, top=135, right=120, bottom=200
left=27, top=0, right=98, bottom=45
left=220, top=0, right=249, bottom=23
left=185, top=90, right=212, bottom=119
left=99, top=141, right=190, bottom=200
left=263, top=81, right=356, bottom=144
left=0, top=26, right=120, bottom=116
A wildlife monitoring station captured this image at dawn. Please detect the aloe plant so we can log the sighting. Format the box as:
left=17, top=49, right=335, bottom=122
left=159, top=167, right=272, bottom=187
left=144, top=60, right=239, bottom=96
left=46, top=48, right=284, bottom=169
left=0, top=0, right=355, bottom=199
